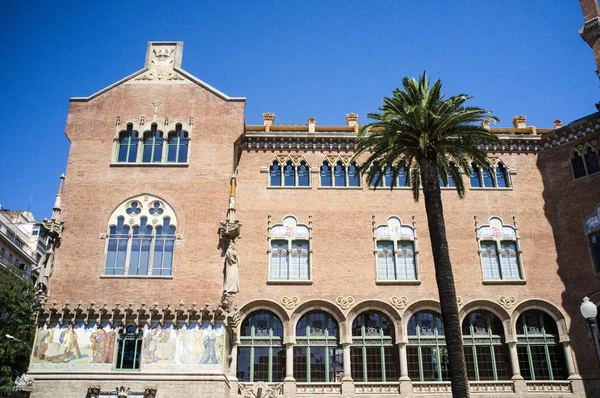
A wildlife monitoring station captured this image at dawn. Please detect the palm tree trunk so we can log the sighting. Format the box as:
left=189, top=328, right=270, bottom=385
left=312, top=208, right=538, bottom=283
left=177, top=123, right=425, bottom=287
left=420, top=158, right=470, bottom=398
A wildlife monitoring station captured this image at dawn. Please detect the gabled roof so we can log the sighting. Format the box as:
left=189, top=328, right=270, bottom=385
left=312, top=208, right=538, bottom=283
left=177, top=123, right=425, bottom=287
left=70, top=41, right=245, bottom=103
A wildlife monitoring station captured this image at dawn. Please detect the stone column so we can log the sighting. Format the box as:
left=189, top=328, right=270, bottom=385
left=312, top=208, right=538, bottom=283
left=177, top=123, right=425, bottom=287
left=341, top=343, right=354, bottom=395
left=563, top=341, right=581, bottom=379
left=508, top=341, right=523, bottom=380
left=398, top=343, right=410, bottom=381
left=229, top=343, right=238, bottom=379
left=284, top=342, right=296, bottom=396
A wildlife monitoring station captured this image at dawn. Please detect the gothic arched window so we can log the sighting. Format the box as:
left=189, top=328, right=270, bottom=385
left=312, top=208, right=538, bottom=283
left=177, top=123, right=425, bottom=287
left=495, top=162, right=510, bottom=188
left=585, top=146, right=600, bottom=175
left=320, top=161, right=332, bottom=187
left=117, top=124, right=139, bottom=163
left=142, top=124, right=164, bottom=163
left=348, top=162, right=361, bottom=187
left=476, top=217, right=523, bottom=281
left=351, top=311, right=398, bottom=382
left=283, top=161, right=296, bottom=186
left=237, top=310, right=285, bottom=383
left=571, top=150, right=587, bottom=179
left=167, top=124, right=189, bottom=163
left=374, top=217, right=418, bottom=280
left=295, top=311, right=342, bottom=382
left=104, top=195, right=178, bottom=277
left=334, top=161, right=347, bottom=187
left=470, top=163, right=482, bottom=188
left=407, top=311, right=449, bottom=381
left=270, top=160, right=282, bottom=186
left=298, top=160, right=310, bottom=187
left=462, top=310, right=511, bottom=381
left=516, top=310, right=567, bottom=381
left=585, top=205, right=600, bottom=273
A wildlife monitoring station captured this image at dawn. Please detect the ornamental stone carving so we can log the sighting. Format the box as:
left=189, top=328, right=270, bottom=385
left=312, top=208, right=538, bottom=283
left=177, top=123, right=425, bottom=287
left=281, top=296, right=299, bottom=310
left=116, top=386, right=130, bottom=398
left=239, top=382, right=283, bottom=398
left=390, top=296, right=408, bottom=310
left=498, top=295, right=517, bottom=309
left=335, top=296, right=355, bottom=310
left=456, top=296, right=464, bottom=306
left=13, top=373, right=33, bottom=392
left=86, top=385, right=101, bottom=398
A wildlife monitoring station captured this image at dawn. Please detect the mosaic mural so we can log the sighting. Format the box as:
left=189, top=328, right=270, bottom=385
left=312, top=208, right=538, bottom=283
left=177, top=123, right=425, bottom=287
left=30, top=321, right=225, bottom=372
left=31, top=322, right=116, bottom=371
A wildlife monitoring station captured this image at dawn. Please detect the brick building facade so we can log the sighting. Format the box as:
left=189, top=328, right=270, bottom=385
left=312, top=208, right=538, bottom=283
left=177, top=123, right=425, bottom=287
left=25, top=7, right=600, bottom=395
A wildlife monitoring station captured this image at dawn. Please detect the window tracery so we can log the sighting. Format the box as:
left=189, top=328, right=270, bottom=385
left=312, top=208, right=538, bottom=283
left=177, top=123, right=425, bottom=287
left=319, top=156, right=361, bottom=187
left=572, top=141, right=600, bottom=179
left=268, top=156, right=311, bottom=187
left=373, top=216, right=418, bottom=281
left=267, top=216, right=311, bottom=281
left=104, top=195, right=178, bottom=277
left=470, top=159, right=511, bottom=189
left=476, top=217, right=523, bottom=281
left=368, top=163, right=410, bottom=188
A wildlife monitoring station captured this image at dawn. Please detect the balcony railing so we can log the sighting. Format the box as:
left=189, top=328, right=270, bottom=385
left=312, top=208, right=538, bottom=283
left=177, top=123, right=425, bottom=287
left=526, top=380, right=572, bottom=393
left=355, top=382, right=399, bottom=394
left=296, top=383, right=342, bottom=394
left=413, top=381, right=515, bottom=394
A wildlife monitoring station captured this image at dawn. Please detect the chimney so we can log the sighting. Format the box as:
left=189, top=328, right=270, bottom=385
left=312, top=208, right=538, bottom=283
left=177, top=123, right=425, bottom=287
left=579, top=0, right=600, bottom=78
left=553, top=119, right=563, bottom=129
left=512, top=115, right=527, bottom=129
left=481, top=120, right=491, bottom=131
left=263, top=113, right=275, bottom=132
left=346, top=113, right=359, bottom=133
left=308, top=117, right=316, bottom=133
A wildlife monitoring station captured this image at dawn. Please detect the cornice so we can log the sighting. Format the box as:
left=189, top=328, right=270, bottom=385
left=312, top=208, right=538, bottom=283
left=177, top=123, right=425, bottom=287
left=541, top=112, right=600, bottom=151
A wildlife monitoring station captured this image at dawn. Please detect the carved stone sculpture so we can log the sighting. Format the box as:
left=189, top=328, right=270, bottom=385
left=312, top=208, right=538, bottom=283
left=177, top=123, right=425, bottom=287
left=224, top=243, right=240, bottom=294
left=239, top=382, right=283, bottom=398
left=86, top=385, right=101, bottom=398
left=13, top=373, right=33, bottom=392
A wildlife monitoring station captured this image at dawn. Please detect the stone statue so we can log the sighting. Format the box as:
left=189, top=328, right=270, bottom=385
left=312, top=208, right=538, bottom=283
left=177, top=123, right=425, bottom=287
left=32, top=243, right=54, bottom=296
left=223, top=243, right=239, bottom=294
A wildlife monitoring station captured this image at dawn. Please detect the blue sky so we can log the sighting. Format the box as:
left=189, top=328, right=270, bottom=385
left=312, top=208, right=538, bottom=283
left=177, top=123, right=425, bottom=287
left=0, top=1, right=597, bottom=219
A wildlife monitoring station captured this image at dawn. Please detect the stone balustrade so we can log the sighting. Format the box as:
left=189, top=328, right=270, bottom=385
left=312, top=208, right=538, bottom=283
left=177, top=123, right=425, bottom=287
left=354, top=382, right=399, bottom=394
left=525, top=380, right=572, bottom=393
left=296, top=383, right=342, bottom=394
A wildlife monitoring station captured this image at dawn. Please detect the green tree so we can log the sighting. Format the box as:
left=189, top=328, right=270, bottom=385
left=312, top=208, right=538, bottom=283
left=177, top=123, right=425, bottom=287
left=353, top=72, right=499, bottom=397
left=0, top=267, right=36, bottom=392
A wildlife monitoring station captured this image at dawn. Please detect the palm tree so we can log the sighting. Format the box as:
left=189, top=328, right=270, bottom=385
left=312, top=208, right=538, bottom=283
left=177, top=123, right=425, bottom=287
left=352, top=72, right=499, bottom=397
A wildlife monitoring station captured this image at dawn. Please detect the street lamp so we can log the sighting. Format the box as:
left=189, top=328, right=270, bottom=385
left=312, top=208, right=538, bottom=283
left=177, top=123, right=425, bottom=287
left=580, top=297, right=600, bottom=368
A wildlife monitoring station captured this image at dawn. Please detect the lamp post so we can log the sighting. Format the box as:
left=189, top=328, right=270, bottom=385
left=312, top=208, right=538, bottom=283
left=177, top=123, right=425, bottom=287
left=580, top=297, right=600, bottom=368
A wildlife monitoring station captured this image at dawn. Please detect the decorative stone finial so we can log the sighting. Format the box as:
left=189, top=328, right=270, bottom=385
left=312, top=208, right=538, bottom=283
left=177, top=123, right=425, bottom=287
left=553, top=119, right=563, bottom=129
left=481, top=120, right=491, bottom=130
left=512, top=115, right=527, bottom=128
left=308, top=117, right=316, bottom=133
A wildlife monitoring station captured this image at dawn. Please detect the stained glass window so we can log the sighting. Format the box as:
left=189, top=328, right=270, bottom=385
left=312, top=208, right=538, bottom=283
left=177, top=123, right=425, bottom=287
left=407, top=311, right=449, bottom=382
left=516, top=310, right=567, bottom=381
left=295, top=312, right=341, bottom=382
left=462, top=311, right=511, bottom=381
left=269, top=216, right=310, bottom=281
left=351, top=311, right=398, bottom=382
left=117, top=124, right=139, bottom=163
left=237, top=311, right=285, bottom=382
left=167, top=124, right=189, bottom=163
left=142, top=124, right=163, bottom=163
left=374, top=217, right=418, bottom=281
left=477, top=218, right=523, bottom=281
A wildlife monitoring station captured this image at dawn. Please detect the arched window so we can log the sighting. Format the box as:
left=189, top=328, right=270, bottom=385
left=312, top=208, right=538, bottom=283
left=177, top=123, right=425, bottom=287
left=438, top=170, right=456, bottom=188
left=142, top=124, right=164, bottom=163
left=284, top=161, right=296, bottom=186
left=237, top=310, right=285, bottom=382
left=585, top=146, right=600, bottom=175
left=298, top=160, right=310, bottom=187
left=370, top=165, right=410, bottom=188
left=117, top=124, right=139, bottom=163
left=495, top=163, right=510, bottom=188
left=516, top=310, right=567, bottom=381
left=384, top=167, right=394, bottom=187
left=407, top=311, right=449, bottom=381
left=167, top=124, right=189, bottom=163
left=482, top=166, right=495, bottom=188
left=470, top=164, right=482, bottom=188
left=351, top=311, right=398, bottom=382
left=476, top=217, right=523, bottom=281
left=295, top=311, right=342, bottom=382
left=116, top=325, right=143, bottom=370
left=270, top=161, right=282, bottom=186
left=268, top=216, right=310, bottom=280
left=585, top=205, right=600, bottom=272
left=374, top=217, right=418, bottom=280
left=320, top=161, right=332, bottom=187
left=462, top=310, right=511, bottom=381
left=334, top=161, right=347, bottom=187
left=104, top=195, right=178, bottom=277
left=348, top=162, right=361, bottom=187
left=571, top=150, right=586, bottom=179
left=397, top=167, right=410, bottom=187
